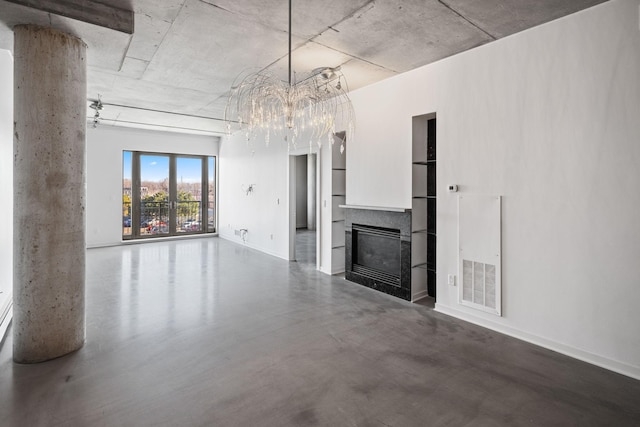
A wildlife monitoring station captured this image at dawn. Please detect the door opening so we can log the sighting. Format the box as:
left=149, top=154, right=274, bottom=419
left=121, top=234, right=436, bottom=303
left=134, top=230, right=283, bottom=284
left=289, top=153, right=319, bottom=267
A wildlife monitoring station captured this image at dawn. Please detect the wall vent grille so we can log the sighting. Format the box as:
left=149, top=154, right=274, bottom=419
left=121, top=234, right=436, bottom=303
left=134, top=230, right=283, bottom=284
left=462, top=260, right=497, bottom=310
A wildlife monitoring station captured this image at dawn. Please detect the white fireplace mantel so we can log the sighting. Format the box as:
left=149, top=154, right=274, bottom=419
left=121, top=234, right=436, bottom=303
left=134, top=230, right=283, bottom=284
left=338, top=204, right=409, bottom=213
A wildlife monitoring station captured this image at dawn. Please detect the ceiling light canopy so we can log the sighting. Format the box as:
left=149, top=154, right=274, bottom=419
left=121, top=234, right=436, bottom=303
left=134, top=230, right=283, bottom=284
left=224, top=0, right=354, bottom=153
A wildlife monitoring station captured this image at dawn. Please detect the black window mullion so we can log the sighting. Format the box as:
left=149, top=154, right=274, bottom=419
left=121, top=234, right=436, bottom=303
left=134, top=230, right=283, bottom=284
left=169, top=155, right=177, bottom=235
left=132, top=151, right=141, bottom=239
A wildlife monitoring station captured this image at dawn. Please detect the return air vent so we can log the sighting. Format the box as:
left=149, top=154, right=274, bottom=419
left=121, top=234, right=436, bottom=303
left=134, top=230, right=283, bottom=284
left=462, top=260, right=497, bottom=310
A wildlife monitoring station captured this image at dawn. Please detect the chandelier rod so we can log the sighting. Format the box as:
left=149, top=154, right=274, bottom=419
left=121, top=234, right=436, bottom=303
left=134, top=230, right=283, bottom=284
left=288, top=0, right=292, bottom=86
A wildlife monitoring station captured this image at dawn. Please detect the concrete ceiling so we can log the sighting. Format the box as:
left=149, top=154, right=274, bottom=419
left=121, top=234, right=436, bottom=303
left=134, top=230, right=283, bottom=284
left=0, top=0, right=608, bottom=135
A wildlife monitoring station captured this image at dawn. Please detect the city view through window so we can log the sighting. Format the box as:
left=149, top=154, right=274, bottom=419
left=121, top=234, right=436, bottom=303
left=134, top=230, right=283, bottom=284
left=123, top=151, right=215, bottom=239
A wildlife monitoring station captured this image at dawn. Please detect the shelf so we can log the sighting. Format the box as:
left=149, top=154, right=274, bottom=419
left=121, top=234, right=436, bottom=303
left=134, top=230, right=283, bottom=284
left=412, top=164, right=427, bottom=197
left=331, top=246, right=346, bottom=273
left=332, top=221, right=345, bottom=247
left=330, top=132, right=347, bottom=276
left=332, top=139, right=346, bottom=169
left=412, top=115, right=429, bottom=163
left=411, top=198, right=427, bottom=231
left=332, top=169, right=346, bottom=195
left=411, top=232, right=427, bottom=266
left=427, top=163, right=436, bottom=197
left=427, top=233, right=436, bottom=269
left=412, top=114, right=436, bottom=299
left=332, top=196, right=346, bottom=220
left=427, top=118, right=436, bottom=161
left=411, top=267, right=428, bottom=295
left=427, top=198, right=436, bottom=233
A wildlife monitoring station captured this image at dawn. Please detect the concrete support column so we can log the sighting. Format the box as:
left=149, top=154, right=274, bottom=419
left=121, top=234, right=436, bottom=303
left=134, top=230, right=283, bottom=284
left=13, top=25, right=86, bottom=363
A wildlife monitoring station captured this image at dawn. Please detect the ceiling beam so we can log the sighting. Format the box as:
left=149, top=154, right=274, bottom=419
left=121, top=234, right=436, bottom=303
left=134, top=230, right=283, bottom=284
left=4, top=0, right=134, bottom=34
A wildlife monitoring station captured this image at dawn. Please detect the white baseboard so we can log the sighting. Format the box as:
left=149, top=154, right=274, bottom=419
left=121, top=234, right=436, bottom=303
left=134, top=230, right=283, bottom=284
left=435, top=303, right=640, bottom=381
left=86, top=241, right=121, bottom=249
left=87, top=233, right=219, bottom=249
left=218, top=234, right=289, bottom=261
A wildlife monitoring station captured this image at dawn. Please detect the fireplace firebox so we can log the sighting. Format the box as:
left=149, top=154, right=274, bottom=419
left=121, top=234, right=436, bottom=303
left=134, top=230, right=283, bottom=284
left=352, top=225, right=401, bottom=286
left=345, top=208, right=411, bottom=300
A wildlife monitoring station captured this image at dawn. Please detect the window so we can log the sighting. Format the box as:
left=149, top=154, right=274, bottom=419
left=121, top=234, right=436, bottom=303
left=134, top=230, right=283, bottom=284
left=123, top=151, right=216, bottom=239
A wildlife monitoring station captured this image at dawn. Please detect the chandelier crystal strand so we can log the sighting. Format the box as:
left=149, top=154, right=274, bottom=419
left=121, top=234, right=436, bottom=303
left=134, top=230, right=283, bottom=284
left=224, top=0, right=354, bottom=152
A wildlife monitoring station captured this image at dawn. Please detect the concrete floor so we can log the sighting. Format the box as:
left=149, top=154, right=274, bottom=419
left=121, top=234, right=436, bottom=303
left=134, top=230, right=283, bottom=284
left=295, top=228, right=316, bottom=266
left=0, top=237, right=639, bottom=426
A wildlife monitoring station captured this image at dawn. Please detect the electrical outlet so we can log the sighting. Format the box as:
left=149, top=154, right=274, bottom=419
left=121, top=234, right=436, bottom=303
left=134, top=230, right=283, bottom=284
left=448, top=274, right=456, bottom=286
left=270, top=234, right=273, bottom=240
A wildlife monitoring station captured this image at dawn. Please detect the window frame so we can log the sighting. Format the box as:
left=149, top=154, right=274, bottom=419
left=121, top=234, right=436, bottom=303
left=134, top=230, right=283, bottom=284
left=122, top=150, right=217, bottom=240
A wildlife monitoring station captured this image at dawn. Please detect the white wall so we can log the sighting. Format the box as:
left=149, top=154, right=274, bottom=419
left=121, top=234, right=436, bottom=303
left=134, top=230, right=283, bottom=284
left=0, top=50, right=13, bottom=327
left=218, top=134, right=291, bottom=259
left=348, top=0, right=640, bottom=378
left=295, top=155, right=308, bottom=229
left=86, top=125, right=219, bottom=247
left=307, top=154, right=317, bottom=230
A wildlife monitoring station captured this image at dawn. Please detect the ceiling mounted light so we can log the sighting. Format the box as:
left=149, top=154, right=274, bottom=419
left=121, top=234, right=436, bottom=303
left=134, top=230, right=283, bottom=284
left=89, top=95, right=103, bottom=128
left=224, top=0, right=354, bottom=153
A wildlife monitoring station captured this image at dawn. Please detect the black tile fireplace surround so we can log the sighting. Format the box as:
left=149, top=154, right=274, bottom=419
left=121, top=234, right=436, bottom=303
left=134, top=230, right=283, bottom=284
left=345, top=208, right=411, bottom=300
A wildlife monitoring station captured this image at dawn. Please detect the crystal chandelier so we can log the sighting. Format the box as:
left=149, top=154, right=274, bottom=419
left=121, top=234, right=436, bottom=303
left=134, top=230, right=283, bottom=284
left=224, top=0, right=354, bottom=153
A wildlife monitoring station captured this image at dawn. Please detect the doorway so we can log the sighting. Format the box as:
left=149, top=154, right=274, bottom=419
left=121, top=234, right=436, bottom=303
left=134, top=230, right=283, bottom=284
left=289, top=153, right=318, bottom=267
left=123, top=151, right=216, bottom=239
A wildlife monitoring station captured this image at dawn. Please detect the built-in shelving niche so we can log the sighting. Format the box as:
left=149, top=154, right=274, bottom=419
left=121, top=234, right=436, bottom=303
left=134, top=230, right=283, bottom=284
left=411, top=114, right=436, bottom=302
left=330, top=132, right=347, bottom=273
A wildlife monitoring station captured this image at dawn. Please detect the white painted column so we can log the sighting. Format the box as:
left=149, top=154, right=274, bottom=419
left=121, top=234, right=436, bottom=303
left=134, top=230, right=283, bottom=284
left=13, top=25, right=86, bottom=363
